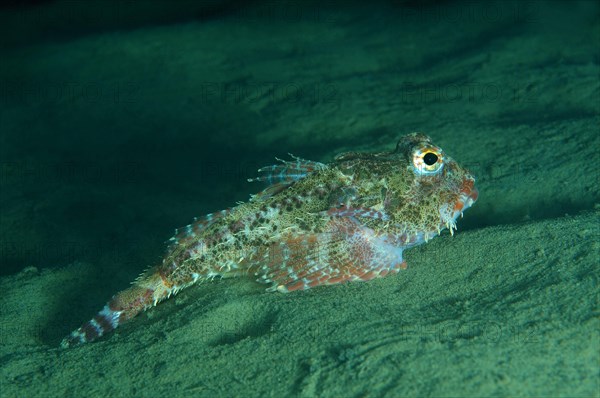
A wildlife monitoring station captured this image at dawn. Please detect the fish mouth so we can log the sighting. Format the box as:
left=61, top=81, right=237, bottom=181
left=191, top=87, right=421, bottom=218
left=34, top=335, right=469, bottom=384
left=455, top=177, right=478, bottom=214
left=434, top=177, right=478, bottom=237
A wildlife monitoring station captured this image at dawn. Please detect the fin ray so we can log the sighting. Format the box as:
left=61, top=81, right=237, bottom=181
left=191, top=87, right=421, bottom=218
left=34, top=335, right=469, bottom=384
left=248, top=155, right=327, bottom=201
left=253, top=217, right=405, bottom=292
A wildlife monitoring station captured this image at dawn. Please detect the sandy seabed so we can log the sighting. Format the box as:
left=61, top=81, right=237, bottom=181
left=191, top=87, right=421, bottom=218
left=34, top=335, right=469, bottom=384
left=0, top=1, right=598, bottom=397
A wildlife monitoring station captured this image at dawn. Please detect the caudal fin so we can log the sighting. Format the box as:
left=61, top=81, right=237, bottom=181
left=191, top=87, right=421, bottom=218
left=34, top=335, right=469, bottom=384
left=60, top=271, right=170, bottom=348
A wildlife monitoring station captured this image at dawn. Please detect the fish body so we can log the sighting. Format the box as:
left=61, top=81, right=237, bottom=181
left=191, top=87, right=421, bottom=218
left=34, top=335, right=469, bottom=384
left=61, top=133, right=478, bottom=348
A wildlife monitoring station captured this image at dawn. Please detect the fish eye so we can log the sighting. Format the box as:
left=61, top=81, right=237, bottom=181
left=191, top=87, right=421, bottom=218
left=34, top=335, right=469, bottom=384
left=412, top=145, right=444, bottom=175
left=423, top=152, right=438, bottom=165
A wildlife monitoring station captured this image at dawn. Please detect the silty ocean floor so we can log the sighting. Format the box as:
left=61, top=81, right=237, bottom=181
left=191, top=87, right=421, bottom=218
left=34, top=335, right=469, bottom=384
left=0, top=1, right=598, bottom=397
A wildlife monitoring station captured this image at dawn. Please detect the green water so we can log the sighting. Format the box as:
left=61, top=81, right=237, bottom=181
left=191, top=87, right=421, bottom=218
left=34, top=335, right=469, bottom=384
left=0, top=1, right=598, bottom=397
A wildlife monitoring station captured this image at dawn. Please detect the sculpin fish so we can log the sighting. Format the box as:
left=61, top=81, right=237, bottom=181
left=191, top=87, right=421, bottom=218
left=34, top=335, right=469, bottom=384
left=61, top=133, right=478, bottom=348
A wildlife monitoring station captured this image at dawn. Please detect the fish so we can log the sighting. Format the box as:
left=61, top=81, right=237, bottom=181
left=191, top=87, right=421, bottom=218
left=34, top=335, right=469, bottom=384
left=60, top=133, right=478, bottom=348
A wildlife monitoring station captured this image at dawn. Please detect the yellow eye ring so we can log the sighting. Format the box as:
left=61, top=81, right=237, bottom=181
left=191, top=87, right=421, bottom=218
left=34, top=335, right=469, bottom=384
left=412, top=145, right=444, bottom=175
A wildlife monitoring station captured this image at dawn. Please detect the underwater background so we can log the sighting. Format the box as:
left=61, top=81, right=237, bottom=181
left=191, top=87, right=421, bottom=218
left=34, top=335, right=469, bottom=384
left=0, top=0, right=598, bottom=396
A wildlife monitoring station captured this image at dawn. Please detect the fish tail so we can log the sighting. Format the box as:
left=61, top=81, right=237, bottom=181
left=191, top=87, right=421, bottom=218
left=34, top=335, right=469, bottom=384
left=60, top=268, right=172, bottom=348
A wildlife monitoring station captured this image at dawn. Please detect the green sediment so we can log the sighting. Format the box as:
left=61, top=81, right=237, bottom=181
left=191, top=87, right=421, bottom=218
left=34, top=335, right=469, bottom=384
left=0, top=211, right=598, bottom=396
left=0, top=1, right=599, bottom=397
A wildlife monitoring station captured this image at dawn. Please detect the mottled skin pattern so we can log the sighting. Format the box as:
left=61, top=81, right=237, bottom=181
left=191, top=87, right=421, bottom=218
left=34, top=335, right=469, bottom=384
left=61, top=133, right=478, bottom=348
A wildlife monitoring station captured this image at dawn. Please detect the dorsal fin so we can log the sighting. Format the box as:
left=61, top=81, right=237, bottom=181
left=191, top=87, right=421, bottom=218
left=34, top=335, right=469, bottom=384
left=166, top=208, right=232, bottom=250
left=248, top=155, right=327, bottom=201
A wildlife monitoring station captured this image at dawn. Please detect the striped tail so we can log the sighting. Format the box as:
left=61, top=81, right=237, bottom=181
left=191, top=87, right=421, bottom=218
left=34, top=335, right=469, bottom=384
left=60, top=269, right=172, bottom=348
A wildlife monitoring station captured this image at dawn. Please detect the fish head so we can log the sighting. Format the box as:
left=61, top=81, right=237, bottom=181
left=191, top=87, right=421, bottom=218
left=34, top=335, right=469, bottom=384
left=334, top=133, right=478, bottom=238
left=390, top=132, right=478, bottom=236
